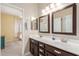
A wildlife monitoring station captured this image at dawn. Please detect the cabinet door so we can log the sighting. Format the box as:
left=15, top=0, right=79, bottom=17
left=34, top=45, right=39, bottom=56
left=30, top=43, right=39, bottom=56
left=30, top=43, right=34, bottom=55
left=45, top=51, right=55, bottom=56
left=30, top=39, right=39, bottom=56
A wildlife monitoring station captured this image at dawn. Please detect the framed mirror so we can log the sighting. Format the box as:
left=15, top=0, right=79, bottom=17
left=53, top=17, right=62, bottom=32
left=52, top=4, right=76, bottom=35
left=31, top=19, right=38, bottom=30
left=39, top=14, right=50, bottom=33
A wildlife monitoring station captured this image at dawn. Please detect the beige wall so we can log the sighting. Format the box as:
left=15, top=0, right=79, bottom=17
left=1, top=12, right=21, bottom=43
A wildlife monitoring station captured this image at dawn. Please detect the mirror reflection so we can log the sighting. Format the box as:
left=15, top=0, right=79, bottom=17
left=39, top=15, right=50, bottom=33
left=52, top=4, right=76, bottom=35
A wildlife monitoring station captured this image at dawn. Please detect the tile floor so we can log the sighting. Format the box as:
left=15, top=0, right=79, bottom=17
left=1, top=40, right=22, bottom=56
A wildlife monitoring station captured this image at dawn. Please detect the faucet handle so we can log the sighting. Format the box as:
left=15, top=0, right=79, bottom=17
left=52, top=37, right=55, bottom=40
left=40, top=35, right=42, bottom=37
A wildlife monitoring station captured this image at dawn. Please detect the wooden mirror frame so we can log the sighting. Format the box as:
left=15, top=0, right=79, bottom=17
left=31, top=18, right=38, bottom=30
left=36, top=18, right=38, bottom=30
left=39, top=14, right=50, bottom=33
left=52, top=3, right=77, bottom=35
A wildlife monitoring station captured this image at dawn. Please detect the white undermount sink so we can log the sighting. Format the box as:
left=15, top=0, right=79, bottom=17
left=40, top=36, right=62, bottom=43
left=41, top=37, right=79, bottom=46
left=67, top=39, right=79, bottom=46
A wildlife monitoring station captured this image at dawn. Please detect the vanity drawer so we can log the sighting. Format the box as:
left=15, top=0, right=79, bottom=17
left=39, top=42, right=45, bottom=48
left=45, top=50, right=56, bottom=56
left=45, top=44, right=76, bottom=56
left=39, top=52, right=45, bottom=56
left=39, top=48, right=45, bottom=54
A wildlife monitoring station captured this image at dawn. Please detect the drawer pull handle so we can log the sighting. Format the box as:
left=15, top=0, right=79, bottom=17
left=39, top=44, right=43, bottom=47
left=54, top=50, right=61, bottom=54
left=31, top=40, right=34, bottom=42
left=39, top=49, right=43, bottom=52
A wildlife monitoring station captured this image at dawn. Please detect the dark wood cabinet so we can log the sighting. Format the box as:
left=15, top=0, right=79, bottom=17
left=45, top=50, right=55, bottom=56
left=30, top=38, right=39, bottom=56
left=45, top=44, right=77, bottom=56
left=29, top=38, right=77, bottom=56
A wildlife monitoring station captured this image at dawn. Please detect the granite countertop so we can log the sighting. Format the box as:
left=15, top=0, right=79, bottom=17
left=30, top=36, right=79, bottom=55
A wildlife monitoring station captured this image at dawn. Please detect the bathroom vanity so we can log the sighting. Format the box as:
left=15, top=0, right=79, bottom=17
left=29, top=3, right=78, bottom=56
left=29, top=37, right=79, bottom=56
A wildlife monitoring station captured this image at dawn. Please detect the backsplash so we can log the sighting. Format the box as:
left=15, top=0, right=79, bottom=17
left=39, top=33, right=79, bottom=40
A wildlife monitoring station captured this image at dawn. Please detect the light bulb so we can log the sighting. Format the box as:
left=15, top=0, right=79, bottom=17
left=31, top=17, right=36, bottom=21
left=45, top=6, right=50, bottom=11
left=50, top=3, right=55, bottom=9
left=56, top=3, right=62, bottom=7
left=56, top=3, right=64, bottom=10
left=42, top=10, right=45, bottom=13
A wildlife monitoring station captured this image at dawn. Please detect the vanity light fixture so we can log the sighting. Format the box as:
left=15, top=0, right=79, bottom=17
left=55, top=3, right=62, bottom=7
left=41, top=3, right=65, bottom=15
left=50, top=3, right=55, bottom=9
left=31, top=16, right=36, bottom=21
left=56, top=3, right=64, bottom=10
left=42, top=9, right=49, bottom=15
left=45, top=6, right=50, bottom=11
left=42, top=6, right=50, bottom=14
left=42, top=9, right=45, bottom=14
